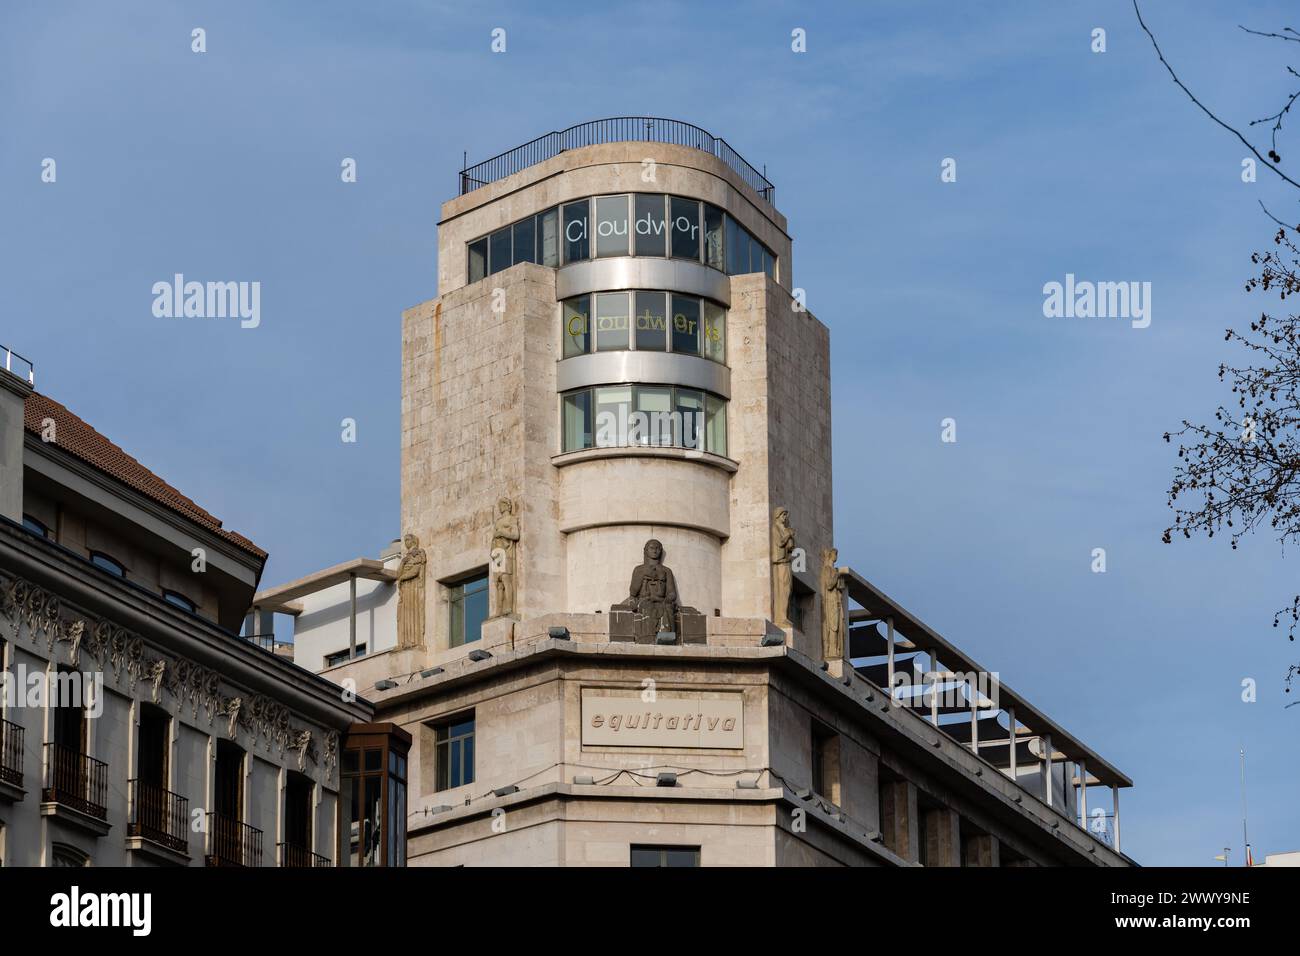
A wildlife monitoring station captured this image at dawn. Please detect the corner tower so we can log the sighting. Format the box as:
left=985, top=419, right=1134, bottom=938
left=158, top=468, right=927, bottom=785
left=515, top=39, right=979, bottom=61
left=401, top=120, right=832, bottom=656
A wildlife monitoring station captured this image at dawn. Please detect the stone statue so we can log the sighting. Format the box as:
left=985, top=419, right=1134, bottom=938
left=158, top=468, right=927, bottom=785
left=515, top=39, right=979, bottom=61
left=490, top=497, right=520, bottom=617
left=395, top=533, right=427, bottom=649
left=771, top=507, right=796, bottom=628
left=821, top=548, right=845, bottom=662
left=616, top=538, right=679, bottom=635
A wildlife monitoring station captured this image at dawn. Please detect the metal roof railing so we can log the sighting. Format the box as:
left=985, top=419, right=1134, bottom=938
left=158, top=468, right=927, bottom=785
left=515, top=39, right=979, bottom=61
left=2, top=344, right=34, bottom=386
left=459, top=117, right=775, bottom=204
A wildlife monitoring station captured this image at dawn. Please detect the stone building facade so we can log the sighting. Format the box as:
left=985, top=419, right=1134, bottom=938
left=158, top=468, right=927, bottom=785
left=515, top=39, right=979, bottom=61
left=0, top=359, right=381, bottom=867
left=261, top=120, right=1134, bottom=866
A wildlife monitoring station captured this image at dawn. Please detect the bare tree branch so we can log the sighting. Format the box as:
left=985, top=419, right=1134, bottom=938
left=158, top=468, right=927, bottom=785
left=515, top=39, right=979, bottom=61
left=1135, top=0, right=1300, bottom=189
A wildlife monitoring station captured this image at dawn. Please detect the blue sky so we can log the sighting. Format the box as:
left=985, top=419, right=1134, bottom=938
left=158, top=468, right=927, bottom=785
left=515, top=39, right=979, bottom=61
left=3, top=0, right=1297, bottom=866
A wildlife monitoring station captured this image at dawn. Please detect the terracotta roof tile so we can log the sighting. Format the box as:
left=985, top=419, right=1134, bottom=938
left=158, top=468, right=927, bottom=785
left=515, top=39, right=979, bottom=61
left=24, top=392, right=267, bottom=561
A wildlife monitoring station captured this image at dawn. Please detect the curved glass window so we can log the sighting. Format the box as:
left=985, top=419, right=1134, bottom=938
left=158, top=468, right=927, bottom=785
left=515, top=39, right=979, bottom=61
left=562, top=291, right=724, bottom=362
left=595, top=195, right=630, bottom=257
left=469, top=194, right=775, bottom=281
left=561, top=385, right=727, bottom=457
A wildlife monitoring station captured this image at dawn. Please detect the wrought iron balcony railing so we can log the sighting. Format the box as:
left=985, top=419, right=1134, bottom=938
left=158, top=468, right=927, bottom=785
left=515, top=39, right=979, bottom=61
left=42, top=742, right=108, bottom=820
left=128, top=780, right=189, bottom=854
left=459, top=117, right=775, bottom=204
left=205, top=812, right=263, bottom=867
left=0, top=718, right=23, bottom=788
left=277, top=842, right=332, bottom=867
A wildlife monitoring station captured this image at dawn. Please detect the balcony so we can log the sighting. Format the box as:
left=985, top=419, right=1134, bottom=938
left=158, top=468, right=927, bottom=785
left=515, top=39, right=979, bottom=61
left=127, top=780, right=190, bottom=861
left=277, top=842, right=332, bottom=868
left=0, top=718, right=23, bottom=800
left=41, top=743, right=108, bottom=833
left=205, top=812, right=263, bottom=867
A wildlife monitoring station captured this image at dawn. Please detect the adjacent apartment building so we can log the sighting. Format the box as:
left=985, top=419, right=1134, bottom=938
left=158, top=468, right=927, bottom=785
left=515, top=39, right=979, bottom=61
left=257, top=119, right=1135, bottom=867
left=0, top=349, right=408, bottom=867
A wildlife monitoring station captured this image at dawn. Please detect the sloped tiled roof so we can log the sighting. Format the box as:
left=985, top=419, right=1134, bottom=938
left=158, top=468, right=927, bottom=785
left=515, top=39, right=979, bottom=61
left=24, top=392, right=267, bottom=561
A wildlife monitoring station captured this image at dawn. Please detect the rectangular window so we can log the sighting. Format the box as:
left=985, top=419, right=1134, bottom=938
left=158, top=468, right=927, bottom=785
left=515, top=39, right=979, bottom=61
left=704, top=204, right=724, bottom=271
left=433, top=713, right=475, bottom=791
left=512, top=217, right=536, bottom=266
left=670, top=295, right=700, bottom=355
left=562, top=389, right=592, bottom=452
left=594, top=386, right=632, bottom=448
left=488, top=227, right=511, bottom=275
left=325, top=644, right=366, bottom=668
left=675, top=389, right=704, bottom=451
left=563, top=200, right=589, bottom=263
left=538, top=208, right=559, bottom=267
left=468, top=238, right=487, bottom=283
left=563, top=295, right=590, bottom=358
left=702, top=301, right=725, bottom=363
left=634, top=291, right=667, bottom=351
left=594, top=195, right=630, bottom=258
left=630, top=845, right=700, bottom=867
left=725, top=215, right=747, bottom=275
left=706, top=395, right=727, bottom=457
left=448, top=572, right=489, bottom=648
left=634, top=194, right=667, bottom=257
left=595, top=291, right=630, bottom=351
left=670, top=197, right=701, bottom=260
left=285, top=771, right=313, bottom=853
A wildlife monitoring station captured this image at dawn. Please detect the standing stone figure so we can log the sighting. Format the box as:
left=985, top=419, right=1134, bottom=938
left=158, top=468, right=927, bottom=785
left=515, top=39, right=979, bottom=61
left=395, top=533, right=427, bottom=649
left=821, top=548, right=846, bottom=662
left=490, top=497, right=520, bottom=617
left=771, top=507, right=796, bottom=627
left=617, top=538, right=679, bottom=635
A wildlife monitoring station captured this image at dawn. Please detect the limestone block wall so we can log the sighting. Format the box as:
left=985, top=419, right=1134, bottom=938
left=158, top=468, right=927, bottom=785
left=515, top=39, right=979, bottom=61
left=401, top=263, right=566, bottom=645
left=722, top=274, right=833, bottom=655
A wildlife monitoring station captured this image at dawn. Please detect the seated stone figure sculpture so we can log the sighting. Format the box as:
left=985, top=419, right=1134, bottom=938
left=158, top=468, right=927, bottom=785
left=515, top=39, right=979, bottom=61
left=610, top=539, right=706, bottom=644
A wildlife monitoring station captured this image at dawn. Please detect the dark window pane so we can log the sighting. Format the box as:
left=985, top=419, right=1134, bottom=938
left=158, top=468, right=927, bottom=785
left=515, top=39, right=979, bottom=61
left=595, top=291, right=630, bottom=351
left=488, top=228, right=511, bottom=275
left=671, top=295, right=700, bottom=355
left=163, top=590, right=196, bottom=613
left=630, top=847, right=660, bottom=867
left=513, top=217, right=536, bottom=265
left=704, top=205, right=724, bottom=270
left=562, top=390, right=592, bottom=452
left=563, top=200, right=589, bottom=262
left=563, top=296, right=590, bottom=358
left=675, top=389, right=704, bottom=451
left=464, top=582, right=487, bottom=645
left=595, top=195, right=630, bottom=258
left=364, top=749, right=381, bottom=772
left=90, top=552, right=126, bottom=578
left=671, top=197, right=700, bottom=259
left=468, top=239, right=488, bottom=283
left=634, top=291, right=667, bottom=351
left=664, top=848, right=699, bottom=867
left=538, top=208, right=559, bottom=267
left=22, top=514, right=50, bottom=538
left=725, top=216, right=747, bottom=275
left=634, top=194, right=667, bottom=257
